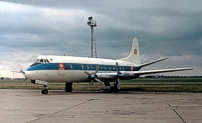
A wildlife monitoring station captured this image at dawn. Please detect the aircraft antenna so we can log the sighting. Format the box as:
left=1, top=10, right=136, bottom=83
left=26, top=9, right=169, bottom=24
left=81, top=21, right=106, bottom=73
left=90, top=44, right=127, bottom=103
left=87, top=16, right=97, bottom=58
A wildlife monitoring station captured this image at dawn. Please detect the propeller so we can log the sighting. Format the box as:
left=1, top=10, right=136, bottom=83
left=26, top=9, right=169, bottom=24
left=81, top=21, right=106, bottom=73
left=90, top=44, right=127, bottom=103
left=20, top=70, right=27, bottom=85
left=23, top=77, right=27, bottom=85
left=115, top=62, right=121, bottom=89
left=84, top=66, right=103, bottom=89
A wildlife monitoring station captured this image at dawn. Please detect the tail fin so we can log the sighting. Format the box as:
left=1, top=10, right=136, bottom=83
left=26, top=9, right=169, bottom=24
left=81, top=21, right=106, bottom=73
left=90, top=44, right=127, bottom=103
left=119, top=37, right=141, bottom=65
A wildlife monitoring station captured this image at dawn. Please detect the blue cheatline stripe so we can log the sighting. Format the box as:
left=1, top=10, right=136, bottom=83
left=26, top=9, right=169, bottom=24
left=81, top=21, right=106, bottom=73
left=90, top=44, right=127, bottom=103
left=26, top=63, right=140, bottom=71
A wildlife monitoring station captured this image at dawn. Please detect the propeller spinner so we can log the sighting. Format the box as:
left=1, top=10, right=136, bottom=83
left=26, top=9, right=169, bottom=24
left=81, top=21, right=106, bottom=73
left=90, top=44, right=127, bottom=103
left=84, top=66, right=103, bottom=89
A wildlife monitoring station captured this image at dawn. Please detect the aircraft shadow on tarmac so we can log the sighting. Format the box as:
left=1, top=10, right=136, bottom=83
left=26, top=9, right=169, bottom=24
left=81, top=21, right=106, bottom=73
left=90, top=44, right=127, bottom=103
left=43, top=90, right=156, bottom=95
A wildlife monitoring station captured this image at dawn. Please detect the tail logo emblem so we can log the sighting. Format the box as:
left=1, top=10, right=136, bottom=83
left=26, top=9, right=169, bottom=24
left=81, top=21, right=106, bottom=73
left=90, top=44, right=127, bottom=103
left=134, top=49, right=137, bottom=55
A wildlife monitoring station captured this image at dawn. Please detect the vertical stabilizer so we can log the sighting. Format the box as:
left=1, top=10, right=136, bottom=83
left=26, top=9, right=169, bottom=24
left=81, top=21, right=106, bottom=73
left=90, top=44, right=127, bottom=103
left=119, top=37, right=141, bottom=65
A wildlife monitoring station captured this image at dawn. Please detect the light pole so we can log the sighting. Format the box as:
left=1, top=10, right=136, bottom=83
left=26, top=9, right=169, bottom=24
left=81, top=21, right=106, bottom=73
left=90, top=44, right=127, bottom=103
left=87, top=16, right=97, bottom=58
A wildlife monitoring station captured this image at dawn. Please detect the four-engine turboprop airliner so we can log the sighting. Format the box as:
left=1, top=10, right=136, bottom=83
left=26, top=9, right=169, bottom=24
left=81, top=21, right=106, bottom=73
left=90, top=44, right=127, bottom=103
left=17, top=37, right=192, bottom=94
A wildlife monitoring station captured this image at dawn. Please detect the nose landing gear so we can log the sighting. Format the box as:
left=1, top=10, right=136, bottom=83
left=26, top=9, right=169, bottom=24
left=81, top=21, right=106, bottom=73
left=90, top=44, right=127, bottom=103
left=41, top=85, right=48, bottom=94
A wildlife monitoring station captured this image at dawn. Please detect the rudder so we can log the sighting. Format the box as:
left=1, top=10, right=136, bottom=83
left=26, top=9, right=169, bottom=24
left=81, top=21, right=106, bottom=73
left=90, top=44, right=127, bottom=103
left=119, top=37, right=141, bottom=65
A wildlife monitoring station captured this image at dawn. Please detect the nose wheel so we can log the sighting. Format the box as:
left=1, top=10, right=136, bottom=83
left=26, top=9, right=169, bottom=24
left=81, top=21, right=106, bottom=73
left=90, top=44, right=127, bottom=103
left=41, top=85, right=48, bottom=94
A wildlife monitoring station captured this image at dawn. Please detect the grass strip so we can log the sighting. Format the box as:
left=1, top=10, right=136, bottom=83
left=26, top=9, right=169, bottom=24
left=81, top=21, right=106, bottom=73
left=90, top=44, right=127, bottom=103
left=0, top=78, right=202, bottom=92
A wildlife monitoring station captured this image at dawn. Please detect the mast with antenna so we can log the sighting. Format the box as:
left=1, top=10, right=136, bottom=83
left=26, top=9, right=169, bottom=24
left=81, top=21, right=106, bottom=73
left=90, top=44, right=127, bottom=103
left=87, top=16, right=97, bottom=58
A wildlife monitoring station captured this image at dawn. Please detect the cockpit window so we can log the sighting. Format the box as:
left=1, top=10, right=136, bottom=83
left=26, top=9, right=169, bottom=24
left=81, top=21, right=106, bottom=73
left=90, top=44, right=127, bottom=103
left=40, top=59, right=43, bottom=62
left=36, top=59, right=50, bottom=63
left=44, top=59, right=49, bottom=63
left=36, top=59, right=40, bottom=62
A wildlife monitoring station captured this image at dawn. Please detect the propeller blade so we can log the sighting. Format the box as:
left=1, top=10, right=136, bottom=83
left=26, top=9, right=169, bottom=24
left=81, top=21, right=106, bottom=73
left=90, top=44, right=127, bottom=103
left=84, top=71, right=91, bottom=76
left=116, top=62, right=122, bottom=74
left=117, top=77, right=120, bottom=89
left=95, top=65, right=99, bottom=74
left=85, top=66, right=103, bottom=89
left=23, top=77, right=27, bottom=85
left=88, top=80, right=94, bottom=89
left=94, top=78, right=103, bottom=84
left=116, top=62, right=119, bottom=73
left=116, top=62, right=121, bottom=89
left=20, top=70, right=25, bottom=75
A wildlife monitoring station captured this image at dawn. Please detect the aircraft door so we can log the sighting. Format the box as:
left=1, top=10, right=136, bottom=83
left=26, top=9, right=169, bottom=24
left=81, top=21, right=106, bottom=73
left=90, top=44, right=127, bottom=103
left=57, top=59, right=66, bottom=81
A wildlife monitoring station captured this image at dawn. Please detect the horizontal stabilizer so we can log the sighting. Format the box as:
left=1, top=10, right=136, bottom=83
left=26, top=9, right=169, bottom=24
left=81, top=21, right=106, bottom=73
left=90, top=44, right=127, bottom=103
left=138, top=58, right=168, bottom=68
left=131, top=68, right=193, bottom=75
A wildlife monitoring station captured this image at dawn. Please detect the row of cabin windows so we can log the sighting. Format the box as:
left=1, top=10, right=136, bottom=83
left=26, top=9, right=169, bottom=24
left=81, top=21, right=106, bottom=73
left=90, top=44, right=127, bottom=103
left=69, top=64, right=125, bottom=71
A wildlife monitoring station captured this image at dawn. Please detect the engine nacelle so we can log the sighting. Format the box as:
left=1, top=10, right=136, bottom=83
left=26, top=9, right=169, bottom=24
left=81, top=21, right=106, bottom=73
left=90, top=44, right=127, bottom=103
left=31, top=79, right=48, bottom=85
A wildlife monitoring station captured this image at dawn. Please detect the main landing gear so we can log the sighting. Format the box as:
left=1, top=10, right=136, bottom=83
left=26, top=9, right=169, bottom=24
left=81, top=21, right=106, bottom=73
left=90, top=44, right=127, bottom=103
left=41, top=85, right=48, bottom=94
left=41, top=83, right=73, bottom=94
left=65, top=83, right=73, bottom=92
left=109, top=81, right=119, bottom=93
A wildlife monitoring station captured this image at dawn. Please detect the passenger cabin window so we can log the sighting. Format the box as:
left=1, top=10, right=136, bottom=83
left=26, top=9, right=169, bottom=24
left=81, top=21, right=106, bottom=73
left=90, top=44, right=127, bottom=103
left=96, top=65, right=99, bottom=69
left=119, top=67, right=122, bottom=71
left=109, top=66, right=111, bottom=70
left=70, top=64, right=73, bottom=69
left=91, top=65, right=93, bottom=69
left=100, top=65, right=103, bottom=70
left=87, top=65, right=89, bottom=69
left=104, top=66, right=107, bottom=70
left=113, top=66, right=115, bottom=70
left=81, top=65, right=84, bottom=69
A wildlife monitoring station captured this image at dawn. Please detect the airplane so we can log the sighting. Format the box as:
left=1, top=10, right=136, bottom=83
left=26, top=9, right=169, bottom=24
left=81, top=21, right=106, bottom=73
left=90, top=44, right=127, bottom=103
left=15, top=37, right=192, bottom=94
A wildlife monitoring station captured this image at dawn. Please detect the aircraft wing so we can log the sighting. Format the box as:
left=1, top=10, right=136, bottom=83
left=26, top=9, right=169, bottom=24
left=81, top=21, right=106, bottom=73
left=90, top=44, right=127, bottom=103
left=97, top=68, right=192, bottom=79
left=127, top=68, right=193, bottom=75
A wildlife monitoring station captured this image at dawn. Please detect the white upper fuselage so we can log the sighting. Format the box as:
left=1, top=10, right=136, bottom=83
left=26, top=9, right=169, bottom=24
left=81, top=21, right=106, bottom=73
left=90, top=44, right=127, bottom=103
left=25, top=55, right=141, bottom=83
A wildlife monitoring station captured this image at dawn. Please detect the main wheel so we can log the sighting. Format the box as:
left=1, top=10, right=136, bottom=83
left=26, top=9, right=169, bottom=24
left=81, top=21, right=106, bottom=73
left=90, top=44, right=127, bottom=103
left=110, top=86, right=114, bottom=93
left=110, top=86, right=118, bottom=93
left=41, top=89, right=48, bottom=94
left=65, top=87, right=72, bottom=92
left=114, top=86, right=118, bottom=93
left=65, top=83, right=73, bottom=92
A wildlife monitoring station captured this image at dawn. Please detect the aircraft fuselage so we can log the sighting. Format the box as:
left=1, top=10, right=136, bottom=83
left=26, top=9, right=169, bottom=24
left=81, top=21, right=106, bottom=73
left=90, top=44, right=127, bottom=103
left=25, top=56, right=141, bottom=83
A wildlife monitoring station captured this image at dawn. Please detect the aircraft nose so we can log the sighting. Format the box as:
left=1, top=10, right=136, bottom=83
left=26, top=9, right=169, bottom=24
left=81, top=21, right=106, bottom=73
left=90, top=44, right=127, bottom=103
left=25, top=71, right=31, bottom=79
left=25, top=70, right=38, bottom=80
left=24, top=71, right=28, bottom=78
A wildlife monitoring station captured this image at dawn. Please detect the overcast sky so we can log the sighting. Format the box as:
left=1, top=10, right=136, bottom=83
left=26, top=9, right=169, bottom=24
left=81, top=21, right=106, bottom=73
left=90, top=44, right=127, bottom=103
left=0, top=0, right=202, bottom=78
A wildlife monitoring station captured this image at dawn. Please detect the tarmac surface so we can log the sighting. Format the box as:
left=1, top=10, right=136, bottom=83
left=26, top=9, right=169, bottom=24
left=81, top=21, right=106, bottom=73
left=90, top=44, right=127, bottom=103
left=0, top=89, right=202, bottom=123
